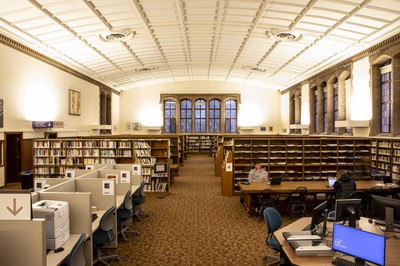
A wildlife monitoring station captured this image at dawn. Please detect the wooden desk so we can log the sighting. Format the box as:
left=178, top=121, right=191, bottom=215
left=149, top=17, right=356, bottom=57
left=275, top=217, right=400, bottom=266
left=238, top=180, right=397, bottom=211
left=46, top=233, right=81, bottom=266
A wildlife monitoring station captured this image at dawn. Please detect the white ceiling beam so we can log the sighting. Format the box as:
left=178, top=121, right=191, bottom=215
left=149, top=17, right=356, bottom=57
left=208, top=0, right=225, bottom=80
left=175, top=0, right=193, bottom=80
left=129, top=0, right=174, bottom=80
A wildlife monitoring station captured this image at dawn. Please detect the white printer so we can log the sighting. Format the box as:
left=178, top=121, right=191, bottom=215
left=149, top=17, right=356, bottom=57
left=32, top=200, right=70, bottom=250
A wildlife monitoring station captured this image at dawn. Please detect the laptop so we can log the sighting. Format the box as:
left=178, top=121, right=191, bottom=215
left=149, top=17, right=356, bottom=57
left=382, top=175, right=393, bottom=184
left=269, top=177, right=282, bottom=185
left=327, top=177, right=336, bottom=188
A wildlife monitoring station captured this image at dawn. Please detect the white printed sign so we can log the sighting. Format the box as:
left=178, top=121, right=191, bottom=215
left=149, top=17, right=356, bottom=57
left=102, top=180, right=115, bottom=196
left=0, top=193, right=31, bottom=220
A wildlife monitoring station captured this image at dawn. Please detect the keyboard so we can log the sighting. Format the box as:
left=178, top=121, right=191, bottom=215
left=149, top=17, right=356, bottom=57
left=332, top=257, right=356, bottom=266
left=92, top=213, right=98, bottom=222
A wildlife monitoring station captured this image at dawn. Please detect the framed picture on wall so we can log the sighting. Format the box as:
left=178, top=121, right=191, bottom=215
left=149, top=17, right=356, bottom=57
left=69, top=89, right=81, bottom=116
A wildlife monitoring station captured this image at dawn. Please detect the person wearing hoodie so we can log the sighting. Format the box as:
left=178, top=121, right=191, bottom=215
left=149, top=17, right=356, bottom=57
left=333, top=170, right=356, bottom=199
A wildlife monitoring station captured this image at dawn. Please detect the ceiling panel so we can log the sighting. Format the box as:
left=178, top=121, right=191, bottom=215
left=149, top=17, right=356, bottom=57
left=0, top=0, right=398, bottom=90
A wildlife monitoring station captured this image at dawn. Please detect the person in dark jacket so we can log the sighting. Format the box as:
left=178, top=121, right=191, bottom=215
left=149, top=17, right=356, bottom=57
left=333, top=170, right=356, bottom=199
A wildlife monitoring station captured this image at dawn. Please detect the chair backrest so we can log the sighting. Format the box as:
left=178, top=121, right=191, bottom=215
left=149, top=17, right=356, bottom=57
left=290, top=186, right=308, bottom=201
left=66, top=233, right=86, bottom=266
left=139, top=181, right=145, bottom=197
left=100, top=206, right=116, bottom=232
left=369, top=186, right=383, bottom=193
left=347, top=190, right=364, bottom=199
left=123, top=189, right=132, bottom=210
left=263, top=207, right=282, bottom=233
left=257, top=189, right=277, bottom=205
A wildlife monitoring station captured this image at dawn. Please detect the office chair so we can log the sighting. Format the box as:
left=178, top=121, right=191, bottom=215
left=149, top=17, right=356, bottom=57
left=284, top=186, right=308, bottom=217
left=117, top=189, right=138, bottom=240
left=65, top=233, right=86, bottom=266
left=133, top=181, right=148, bottom=220
left=262, top=207, right=282, bottom=266
left=92, top=206, right=120, bottom=265
left=256, top=189, right=278, bottom=222
left=347, top=190, right=368, bottom=216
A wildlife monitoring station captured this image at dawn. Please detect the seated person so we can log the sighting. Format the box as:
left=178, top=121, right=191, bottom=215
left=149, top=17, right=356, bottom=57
left=333, top=170, right=356, bottom=199
left=248, top=162, right=269, bottom=183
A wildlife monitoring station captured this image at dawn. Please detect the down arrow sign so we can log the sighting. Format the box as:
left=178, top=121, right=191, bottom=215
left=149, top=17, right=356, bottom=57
left=6, top=198, right=23, bottom=216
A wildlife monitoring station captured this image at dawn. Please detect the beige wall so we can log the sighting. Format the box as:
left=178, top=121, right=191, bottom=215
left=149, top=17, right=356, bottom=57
left=0, top=43, right=102, bottom=137
left=119, top=80, right=281, bottom=134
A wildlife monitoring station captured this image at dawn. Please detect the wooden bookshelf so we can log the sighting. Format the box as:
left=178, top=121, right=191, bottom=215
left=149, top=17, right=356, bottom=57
left=371, top=138, right=400, bottom=181
left=186, top=135, right=217, bottom=154
left=32, top=137, right=173, bottom=194
left=225, top=137, right=372, bottom=194
left=221, top=149, right=233, bottom=196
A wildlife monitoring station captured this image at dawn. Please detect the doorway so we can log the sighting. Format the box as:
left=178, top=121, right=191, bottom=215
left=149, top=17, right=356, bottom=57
left=5, top=133, right=22, bottom=183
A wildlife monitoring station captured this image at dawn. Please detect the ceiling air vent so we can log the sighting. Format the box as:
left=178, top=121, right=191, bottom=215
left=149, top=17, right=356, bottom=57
left=135, top=66, right=157, bottom=73
left=243, top=66, right=266, bottom=72
left=266, top=30, right=302, bottom=42
left=99, top=30, right=135, bottom=42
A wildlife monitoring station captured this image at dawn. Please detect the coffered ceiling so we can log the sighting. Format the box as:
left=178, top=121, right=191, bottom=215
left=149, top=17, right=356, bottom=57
left=0, top=0, right=399, bottom=91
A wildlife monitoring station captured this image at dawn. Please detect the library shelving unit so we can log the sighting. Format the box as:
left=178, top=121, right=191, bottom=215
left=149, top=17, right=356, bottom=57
left=169, top=137, right=180, bottom=165
left=371, top=138, right=400, bottom=181
left=225, top=137, right=372, bottom=195
left=146, top=139, right=170, bottom=194
left=221, top=149, right=233, bottom=196
left=186, top=135, right=217, bottom=154
left=32, top=137, right=173, bottom=194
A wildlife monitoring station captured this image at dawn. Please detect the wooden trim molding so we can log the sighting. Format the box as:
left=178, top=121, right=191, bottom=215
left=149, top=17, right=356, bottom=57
left=0, top=33, right=119, bottom=95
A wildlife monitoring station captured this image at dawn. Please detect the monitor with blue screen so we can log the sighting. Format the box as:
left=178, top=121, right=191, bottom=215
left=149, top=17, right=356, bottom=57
left=332, top=223, right=385, bottom=266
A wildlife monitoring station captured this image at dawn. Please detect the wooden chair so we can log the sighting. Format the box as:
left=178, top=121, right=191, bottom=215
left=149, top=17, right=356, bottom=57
left=284, top=187, right=308, bottom=217
left=256, top=189, right=278, bottom=221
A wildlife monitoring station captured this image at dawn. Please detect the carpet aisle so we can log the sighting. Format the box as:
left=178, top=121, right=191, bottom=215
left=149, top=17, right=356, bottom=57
left=109, top=155, right=290, bottom=266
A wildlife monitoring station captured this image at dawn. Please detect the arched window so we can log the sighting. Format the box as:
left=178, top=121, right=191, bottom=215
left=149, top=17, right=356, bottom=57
left=194, top=99, right=206, bottom=133
left=163, top=99, right=176, bottom=133
left=225, top=99, right=237, bottom=133
left=323, top=87, right=328, bottom=133
left=314, top=88, right=318, bottom=133
left=208, top=99, right=221, bottom=133
left=180, top=99, right=192, bottom=133
left=333, top=83, right=339, bottom=133
left=381, top=59, right=392, bottom=133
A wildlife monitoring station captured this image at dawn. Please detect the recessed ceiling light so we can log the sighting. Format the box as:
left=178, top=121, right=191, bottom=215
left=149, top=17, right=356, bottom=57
left=266, top=30, right=302, bottom=42
left=99, top=30, right=135, bottom=42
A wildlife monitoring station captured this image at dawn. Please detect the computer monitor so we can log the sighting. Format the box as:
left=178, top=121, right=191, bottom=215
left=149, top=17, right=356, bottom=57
left=370, top=195, right=400, bottom=224
left=309, top=201, right=328, bottom=231
left=154, top=163, right=168, bottom=174
left=332, top=223, right=385, bottom=266
left=335, top=198, right=362, bottom=228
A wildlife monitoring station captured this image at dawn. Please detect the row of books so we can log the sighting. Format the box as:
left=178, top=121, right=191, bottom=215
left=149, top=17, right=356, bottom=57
left=144, top=180, right=168, bottom=192
left=134, top=149, right=151, bottom=156
left=133, top=141, right=150, bottom=149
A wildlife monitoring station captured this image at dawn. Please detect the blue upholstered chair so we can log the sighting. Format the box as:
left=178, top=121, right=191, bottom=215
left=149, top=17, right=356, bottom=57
left=133, top=181, right=148, bottom=220
left=117, top=189, right=138, bottom=240
left=263, top=207, right=282, bottom=266
left=92, top=206, right=119, bottom=265
left=65, top=233, right=86, bottom=266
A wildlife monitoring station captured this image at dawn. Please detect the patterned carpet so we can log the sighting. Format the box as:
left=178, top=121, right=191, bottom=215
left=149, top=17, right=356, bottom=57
left=1, top=156, right=298, bottom=265
left=105, top=155, right=296, bottom=266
